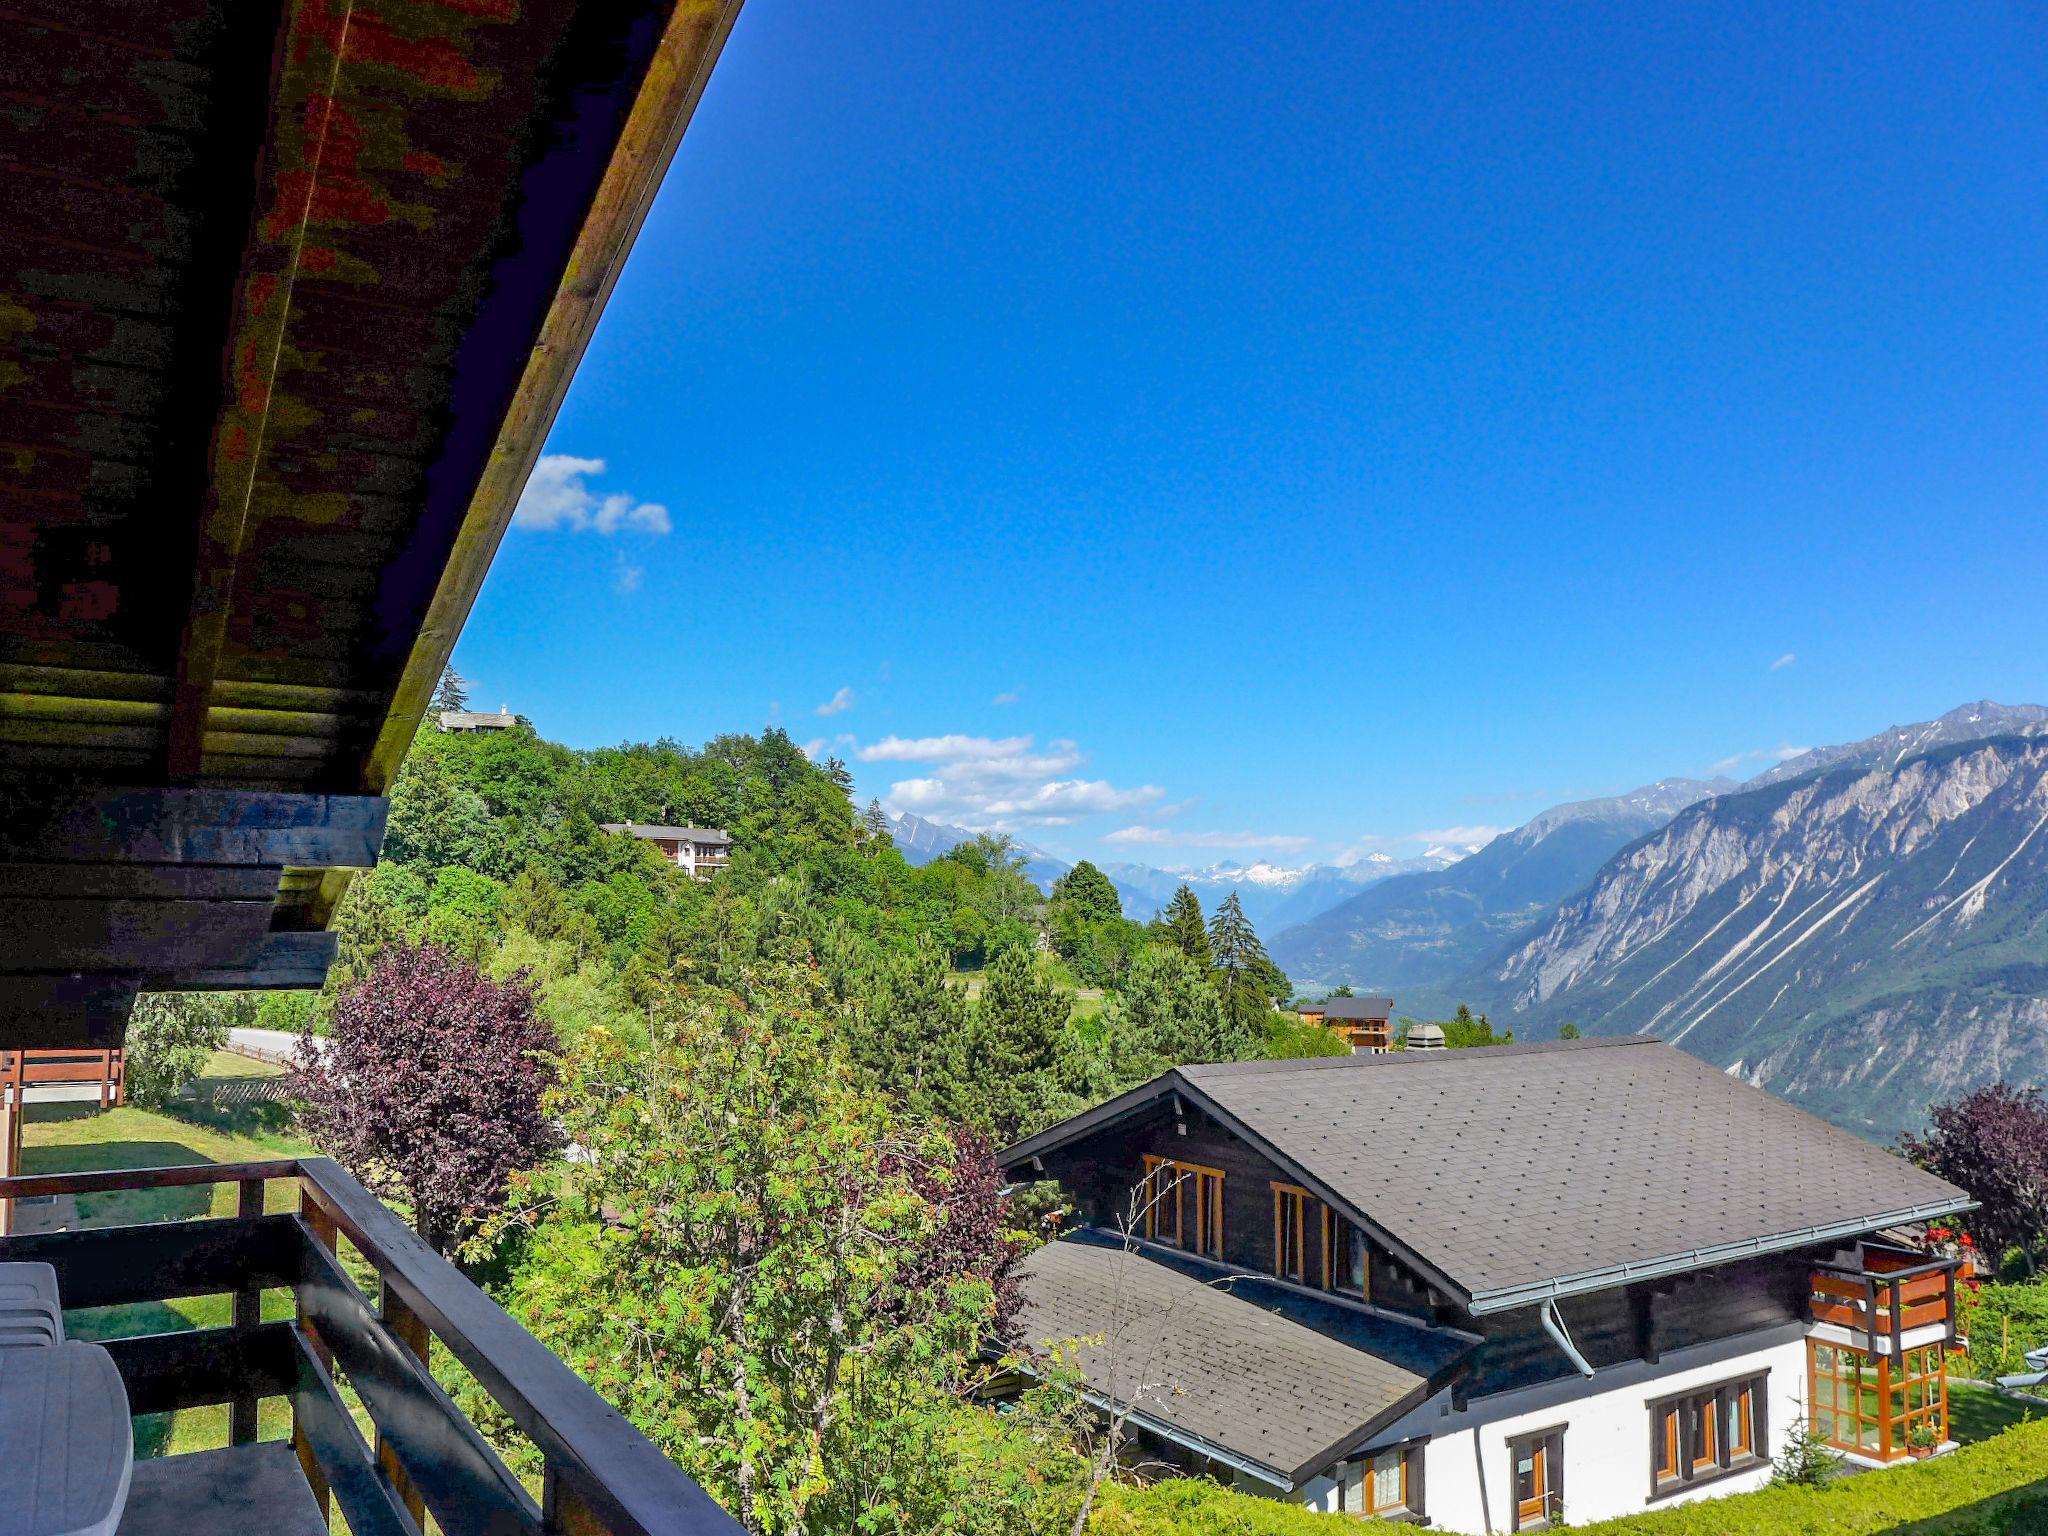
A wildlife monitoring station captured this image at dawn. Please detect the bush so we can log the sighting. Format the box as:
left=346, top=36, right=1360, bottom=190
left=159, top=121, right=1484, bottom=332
left=1958, top=1280, right=2048, bottom=1380
left=124, top=993, right=247, bottom=1108
left=1092, top=1418, right=2048, bottom=1535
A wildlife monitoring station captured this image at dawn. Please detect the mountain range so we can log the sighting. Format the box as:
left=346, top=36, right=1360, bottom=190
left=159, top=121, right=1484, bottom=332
left=1267, top=777, right=1735, bottom=1009
left=887, top=812, right=1464, bottom=929
left=1268, top=700, right=2048, bottom=1135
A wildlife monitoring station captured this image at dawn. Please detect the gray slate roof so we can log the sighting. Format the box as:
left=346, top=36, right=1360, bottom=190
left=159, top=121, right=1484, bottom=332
left=599, top=822, right=732, bottom=845
left=1300, top=996, right=1394, bottom=1020
left=1005, top=1039, right=1970, bottom=1312
left=1007, top=1232, right=1448, bottom=1485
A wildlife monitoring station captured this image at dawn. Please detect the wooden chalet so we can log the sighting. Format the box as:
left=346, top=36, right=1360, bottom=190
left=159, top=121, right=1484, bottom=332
left=1296, top=995, right=1395, bottom=1053
left=998, top=1039, right=1974, bottom=1527
left=0, top=4, right=747, bottom=1533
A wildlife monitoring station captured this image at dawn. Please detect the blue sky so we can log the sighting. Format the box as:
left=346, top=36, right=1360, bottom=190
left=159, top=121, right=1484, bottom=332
left=457, top=0, right=2048, bottom=868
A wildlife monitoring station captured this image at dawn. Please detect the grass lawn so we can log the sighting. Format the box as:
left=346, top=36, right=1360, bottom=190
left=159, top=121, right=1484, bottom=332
left=1949, top=1379, right=2045, bottom=1444
left=16, top=1054, right=318, bottom=1458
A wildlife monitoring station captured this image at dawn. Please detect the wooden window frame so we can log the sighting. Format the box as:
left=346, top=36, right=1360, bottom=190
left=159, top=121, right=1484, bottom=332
left=1321, top=1207, right=1371, bottom=1301
left=1271, top=1182, right=1312, bottom=1282
left=1336, top=1441, right=1422, bottom=1518
left=1509, top=1426, right=1564, bottom=1531
left=1808, top=1340, right=1935, bottom=1459
left=1648, top=1371, right=1768, bottom=1499
left=1142, top=1156, right=1225, bottom=1256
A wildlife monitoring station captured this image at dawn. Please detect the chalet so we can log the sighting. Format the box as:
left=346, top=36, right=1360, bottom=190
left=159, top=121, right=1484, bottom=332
left=998, top=1039, right=1972, bottom=1529
left=601, top=822, right=733, bottom=880
left=1296, top=996, right=1396, bottom=1053
left=438, top=708, right=519, bottom=734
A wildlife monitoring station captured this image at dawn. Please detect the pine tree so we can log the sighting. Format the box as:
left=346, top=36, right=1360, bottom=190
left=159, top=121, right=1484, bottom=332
left=969, top=946, right=1073, bottom=1143
left=1050, top=860, right=1124, bottom=925
left=1157, top=884, right=1211, bottom=966
left=1208, top=891, right=1277, bottom=1032
left=430, top=664, right=469, bottom=714
left=860, top=798, right=894, bottom=850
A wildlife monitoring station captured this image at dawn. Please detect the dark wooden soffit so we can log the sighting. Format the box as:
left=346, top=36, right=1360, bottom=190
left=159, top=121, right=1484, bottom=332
left=1, top=0, right=741, bottom=793
left=0, top=2, right=742, bottom=1045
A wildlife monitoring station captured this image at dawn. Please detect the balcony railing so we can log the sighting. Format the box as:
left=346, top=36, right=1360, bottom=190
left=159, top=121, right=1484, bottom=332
left=1809, top=1248, right=1964, bottom=1357
left=0, top=1157, right=740, bottom=1536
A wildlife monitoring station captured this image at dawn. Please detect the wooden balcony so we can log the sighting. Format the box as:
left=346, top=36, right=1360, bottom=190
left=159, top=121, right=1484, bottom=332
left=0, top=1157, right=740, bottom=1536
left=1809, top=1247, right=1965, bottom=1357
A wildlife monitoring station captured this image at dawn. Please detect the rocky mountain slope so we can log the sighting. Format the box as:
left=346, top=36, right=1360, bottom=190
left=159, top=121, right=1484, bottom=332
left=1751, top=700, right=2048, bottom=789
left=1267, top=777, right=1733, bottom=1000
left=1496, top=735, right=2048, bottom=1138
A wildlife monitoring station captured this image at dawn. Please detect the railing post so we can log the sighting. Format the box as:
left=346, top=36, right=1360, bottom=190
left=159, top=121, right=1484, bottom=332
left=378, top=1281, right=430, bottom=1526
left=230, top=1177, right=265, bottom=1445
left=544, top=1460, right=611, bottom=1536
left=1943, top=1261, right=1958, bottom=1345
left=1891, top=1276, right=1904, bottom=1358
left=1865, top=1275, right=1881, bottom=1356
left=293, top=1181, right=338, bottom=1517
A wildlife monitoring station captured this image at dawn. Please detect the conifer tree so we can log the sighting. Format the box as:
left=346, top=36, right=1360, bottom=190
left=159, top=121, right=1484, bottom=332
left=430, top=664, right=469, bottom=714
left=860, top=797, right=894, bottom=850
left=1208, top=891, right=1279, bottom=1032
left=1157, top=884, right=1211, bottom=966
left=968, top=945, right=1073, bottom=1143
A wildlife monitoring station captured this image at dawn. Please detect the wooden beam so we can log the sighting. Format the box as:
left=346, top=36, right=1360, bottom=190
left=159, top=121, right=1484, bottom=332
left=162, top=0, right=316, bottom=781
left=361, top=0, right=747, bottom=793
left=0, top=786, right=387, bottom=868
left=150, top=929, right=340, bottom=992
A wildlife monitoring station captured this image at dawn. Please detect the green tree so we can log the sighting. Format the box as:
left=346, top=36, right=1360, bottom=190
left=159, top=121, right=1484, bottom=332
left=124, top=993, right=247, bottom=1108
left=851, top=937, right=973, bottom=1121
left=1155, top=884, right=1211, bottom=967
left=860, top=798, right=894, bottom=851
left=1092, top=946, right=1257, bottom=1090
left=430, top=665, right=469, bottom=714
left=494, top=956, right=1025, bottom=1535
left=1050, top=861, right=1123, bottom=925
left=968, top=946, right=1073, bottom=1143
left=1559, top=1022, right=1582, bottom=1040
left=1207, top=891, right=1278, bottom=1032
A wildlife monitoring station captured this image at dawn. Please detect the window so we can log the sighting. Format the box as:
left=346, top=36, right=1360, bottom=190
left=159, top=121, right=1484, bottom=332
left=1810, top=1342, right=1885, bottom=1456
left=1190, top=1166, right=1225, bottom=1259
left=1509, top=1428, right=1563, bottom=1530
left=1810, top=1341, right=1947, bottom=1460
left=1337, top=1444, right=1417, bottom=1517
left=1140, top=1156, right=1180, bottom=1246
left=1141, top=1157, right=1224, bottom=1257
left=1650, top=1372, right=1766, bottom=1496
left=1322, top=1208, right=1370, bottom=1299
left=1272, top=1183, right=1312, bottom=1281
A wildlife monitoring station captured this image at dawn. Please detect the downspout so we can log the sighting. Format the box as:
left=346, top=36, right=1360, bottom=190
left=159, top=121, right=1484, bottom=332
left=1541, top=1299, right=1595, bottom=1378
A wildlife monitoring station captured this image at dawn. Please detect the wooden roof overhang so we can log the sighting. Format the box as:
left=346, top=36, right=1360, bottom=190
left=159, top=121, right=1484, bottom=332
left=0, top=1, right=742, bottom=1047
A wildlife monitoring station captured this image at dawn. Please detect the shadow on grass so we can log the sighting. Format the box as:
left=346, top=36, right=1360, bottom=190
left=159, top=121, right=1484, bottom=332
left=21, top=1107, right=224, bottom=1223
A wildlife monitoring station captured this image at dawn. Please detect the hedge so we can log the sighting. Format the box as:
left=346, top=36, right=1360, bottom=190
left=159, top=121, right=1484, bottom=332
left=1091, top=1417, right=2048, bottom=1536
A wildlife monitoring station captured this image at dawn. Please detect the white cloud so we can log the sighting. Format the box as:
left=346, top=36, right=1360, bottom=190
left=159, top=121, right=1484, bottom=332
left=1770, top=652, right=1797, bottom=671
left=1104, top=826, right=1313, bottom=852
left=613, top=555, right=643, bottom=595
left=799, top=738, right=826, bottom=759
left=816, top=687, right=856, bottom=717
left=1708, top=743, right=1815, bottom=777
left=992, top=690, right=1021, bottom=706
left=513, top=455, right=671, bottom=535
left=1407, top=824, right=1508, bottom=847
left=863, top=732, right=1162, bottom=829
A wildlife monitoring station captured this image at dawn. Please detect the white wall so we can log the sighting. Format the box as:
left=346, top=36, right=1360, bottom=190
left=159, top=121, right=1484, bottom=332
left=1412, top=1334, right=1809, bottom=1533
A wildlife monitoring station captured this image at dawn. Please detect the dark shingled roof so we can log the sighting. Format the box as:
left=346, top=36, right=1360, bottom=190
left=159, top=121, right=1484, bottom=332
left=1007, top=1231, right=1462, bottom=1486
left=1004, top=1039, right=1971, bottom=1312
left=1300, top=996, right=1394, bottom=1020
left=600, top=823, right=733, bottom=845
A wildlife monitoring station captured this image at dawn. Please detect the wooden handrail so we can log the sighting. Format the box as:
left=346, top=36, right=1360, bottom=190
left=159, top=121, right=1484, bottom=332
left=0, top=1157, right=741, bottom=1536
